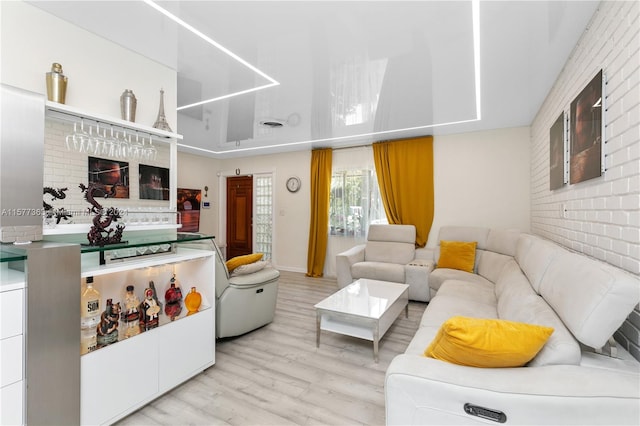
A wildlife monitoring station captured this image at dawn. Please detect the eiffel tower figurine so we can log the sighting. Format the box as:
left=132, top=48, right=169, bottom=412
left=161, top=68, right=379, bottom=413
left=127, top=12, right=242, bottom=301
left=153, top=88, right=173, bottom=132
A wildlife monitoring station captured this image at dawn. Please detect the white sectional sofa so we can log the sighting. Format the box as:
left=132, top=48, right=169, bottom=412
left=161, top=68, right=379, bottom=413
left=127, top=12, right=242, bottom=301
left=385, top=226, right=640, bottom=425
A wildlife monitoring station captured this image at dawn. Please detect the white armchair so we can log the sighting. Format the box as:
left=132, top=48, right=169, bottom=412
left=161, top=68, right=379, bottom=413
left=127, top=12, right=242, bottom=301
left=336, top=224, right=433, bottom=302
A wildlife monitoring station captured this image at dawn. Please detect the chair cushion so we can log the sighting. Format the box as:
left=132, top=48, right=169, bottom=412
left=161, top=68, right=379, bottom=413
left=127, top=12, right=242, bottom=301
left=424, top=316, right=554, bottom=368
left=367, top=224, right=415, bottom=244
left=231, top=260, right=268, bottom=276
left=437, top=240, right=477, bottom=273
left=226, top=253, right=263, bottom=272
left=352, top=261, right=405, bottom=283
left=365, top=241, right=415, bottom=264
left=228, top=266, right=280, bottom=287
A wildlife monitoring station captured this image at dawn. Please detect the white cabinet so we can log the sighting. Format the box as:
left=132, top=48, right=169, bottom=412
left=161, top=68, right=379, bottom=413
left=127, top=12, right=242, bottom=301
left=79, top=244, right=215, bottom=425
left=0, top=255, right=26, bottom=426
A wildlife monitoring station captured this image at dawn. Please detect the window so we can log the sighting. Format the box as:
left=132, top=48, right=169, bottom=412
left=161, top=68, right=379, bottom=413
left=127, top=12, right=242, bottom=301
left=329, top=169, right=386, bottom=237
left=254, top=174, right=273, bottom=260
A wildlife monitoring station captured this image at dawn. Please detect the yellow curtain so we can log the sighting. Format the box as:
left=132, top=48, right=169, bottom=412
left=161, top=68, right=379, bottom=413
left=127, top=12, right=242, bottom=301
left=306, top=148, right=333, bottom=277
left=373, top=136, right=434, bottom=247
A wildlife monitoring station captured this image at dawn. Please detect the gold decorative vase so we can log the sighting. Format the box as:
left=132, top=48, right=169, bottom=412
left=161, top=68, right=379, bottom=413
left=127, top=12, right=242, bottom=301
left=46, top=62, right=68, bottom=104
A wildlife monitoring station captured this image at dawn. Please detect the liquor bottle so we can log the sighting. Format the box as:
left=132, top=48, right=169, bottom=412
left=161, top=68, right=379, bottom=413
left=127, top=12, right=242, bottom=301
left=164, top=274, right=183, bottom=321
left=184, top=287, right=202, bottom=314
left=80, top=276, right=100, bottom=354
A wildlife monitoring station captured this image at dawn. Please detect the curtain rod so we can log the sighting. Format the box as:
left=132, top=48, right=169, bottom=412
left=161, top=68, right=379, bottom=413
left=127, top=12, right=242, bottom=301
left=317, top=134, right=433, bottom=152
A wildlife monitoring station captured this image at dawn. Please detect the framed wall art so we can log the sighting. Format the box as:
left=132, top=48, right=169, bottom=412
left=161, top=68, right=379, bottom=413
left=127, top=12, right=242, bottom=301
left=569, top=69, right=604, bottom=184
left=549, top=112, right=566, bottom=190
left=88, top=157, right=130, bottom=198
left=139, top=164, right=170, bottom=200
left=177, top=188, right=202, bottom=232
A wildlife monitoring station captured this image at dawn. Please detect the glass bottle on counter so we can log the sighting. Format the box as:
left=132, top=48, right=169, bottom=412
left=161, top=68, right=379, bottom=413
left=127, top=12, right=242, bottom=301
left=184, top=286, right=202, bottom=315
left=80, top=276, right=100, bottom=354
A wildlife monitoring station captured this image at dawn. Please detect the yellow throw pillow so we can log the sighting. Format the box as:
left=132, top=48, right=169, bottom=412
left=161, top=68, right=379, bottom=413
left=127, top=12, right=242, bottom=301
left=438, top=240, right=477, bottom=273
left=424, top=316, right=554, bottom=368
left=226, top=253, right=263, bottom=272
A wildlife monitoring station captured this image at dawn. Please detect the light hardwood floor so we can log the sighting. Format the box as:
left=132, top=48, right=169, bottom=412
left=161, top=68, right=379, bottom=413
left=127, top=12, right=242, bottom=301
left=117, top=271, right=427, bottom=426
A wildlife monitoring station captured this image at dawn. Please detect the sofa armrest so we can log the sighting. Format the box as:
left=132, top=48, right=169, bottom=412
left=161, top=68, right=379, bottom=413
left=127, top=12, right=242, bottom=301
left=404, top=259, right=434, bottom=302
left=385, top=354, right=640, bottom=425
left=336, top=244, right=365, bottom=288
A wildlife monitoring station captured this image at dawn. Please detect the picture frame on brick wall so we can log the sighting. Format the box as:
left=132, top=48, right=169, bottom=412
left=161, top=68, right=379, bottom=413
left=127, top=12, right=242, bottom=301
left=88, top=157, right=130, bottom=199
left=139, top=164, right=170, bottom=200
left=549, top=112, right=566, bottom=190
left=569, top=69, right=604, bottom=185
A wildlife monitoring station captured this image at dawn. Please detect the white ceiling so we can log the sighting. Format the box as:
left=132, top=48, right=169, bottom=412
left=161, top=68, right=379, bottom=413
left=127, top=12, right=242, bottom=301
left=30, top=1, right=600, bottom=158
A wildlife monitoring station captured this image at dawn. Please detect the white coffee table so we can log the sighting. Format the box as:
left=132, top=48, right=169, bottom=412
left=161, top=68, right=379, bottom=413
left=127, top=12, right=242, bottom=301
left=314, top=279, right=409, bottom=362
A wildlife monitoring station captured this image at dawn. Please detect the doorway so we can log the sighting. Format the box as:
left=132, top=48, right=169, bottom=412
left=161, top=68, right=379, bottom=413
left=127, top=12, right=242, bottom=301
left=226, top=175, right=253, bottom=260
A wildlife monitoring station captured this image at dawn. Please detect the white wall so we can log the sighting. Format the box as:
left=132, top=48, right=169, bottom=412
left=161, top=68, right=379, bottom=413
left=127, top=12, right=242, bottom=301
left=429, top=127, right=531, bottom=246
left=181, top=127, right=531, bottom=273
left=215, top=150, right=311, bottom=272
left=530, top=1, right=638, bottom=274
left=0, top=1, right=177, bottom=128
left=1, top=0, right=180, bottom=235
left=530, top=1, right=639, bottom=358
left=176, top=151, right=221, bottom=236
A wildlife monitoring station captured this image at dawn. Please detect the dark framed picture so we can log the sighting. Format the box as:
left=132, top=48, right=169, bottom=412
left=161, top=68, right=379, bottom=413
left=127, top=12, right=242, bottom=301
left=139, top=164, right=170, bottom=200
left=88, top=157, right=130, bottom=198
left=549, top=112, right=565, bottom=190
left=570, top=70, right=603, bottom=184
left=177, top=188, right=202, bottom=232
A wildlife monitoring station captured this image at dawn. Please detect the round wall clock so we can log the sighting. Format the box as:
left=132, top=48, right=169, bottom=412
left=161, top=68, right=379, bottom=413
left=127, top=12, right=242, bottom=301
left=286, top=176, right=301, bottom=193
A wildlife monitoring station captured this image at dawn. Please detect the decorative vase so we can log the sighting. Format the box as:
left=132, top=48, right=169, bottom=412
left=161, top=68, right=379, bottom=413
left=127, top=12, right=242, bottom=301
left=46, top=62, right=68, bottom=104
left=120, top=89, right=137, bottom=122
left=184, top=287, right=202, bottom=314
left=153, top=88, right=173, bottom=132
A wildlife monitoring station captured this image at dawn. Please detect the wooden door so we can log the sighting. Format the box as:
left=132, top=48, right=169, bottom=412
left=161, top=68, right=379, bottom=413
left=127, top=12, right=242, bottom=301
left=226, top=175, right=253, bottom=260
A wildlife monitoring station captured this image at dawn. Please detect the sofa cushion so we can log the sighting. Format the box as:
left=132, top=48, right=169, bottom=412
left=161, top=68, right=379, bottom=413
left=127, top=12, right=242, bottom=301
left=495, top=259, right=534, bottom=308
left=420, top=294, right=498, bottom=329
left=352, top=261, right=405, bottom=283
left=495, top=260, right=581, bottom=366
left=438, top=240, right=477, bottom=272
left=424, top=316, right=554, bottom=368
left=538, top=252, right=640, bottom=349
left=486, top=228, right=521, bottom=256
left=429, top=268, right=491, bottom=293
left=515, top=234, right=565, bottom=293
left=478, top=250, right=513, bottom=283
left=435, top=279, right=496, bottom=307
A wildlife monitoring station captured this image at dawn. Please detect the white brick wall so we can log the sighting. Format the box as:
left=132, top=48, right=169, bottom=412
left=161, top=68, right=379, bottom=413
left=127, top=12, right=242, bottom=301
left=43, top=119, right=173, bottom=225
left=530, top=1, right=640, bottom=359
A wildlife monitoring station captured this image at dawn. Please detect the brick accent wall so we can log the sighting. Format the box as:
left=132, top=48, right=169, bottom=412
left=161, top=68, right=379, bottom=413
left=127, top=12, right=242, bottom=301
left=530, top=1, right=640, bottom=359
left=44, top=119, right=173, bottom=225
